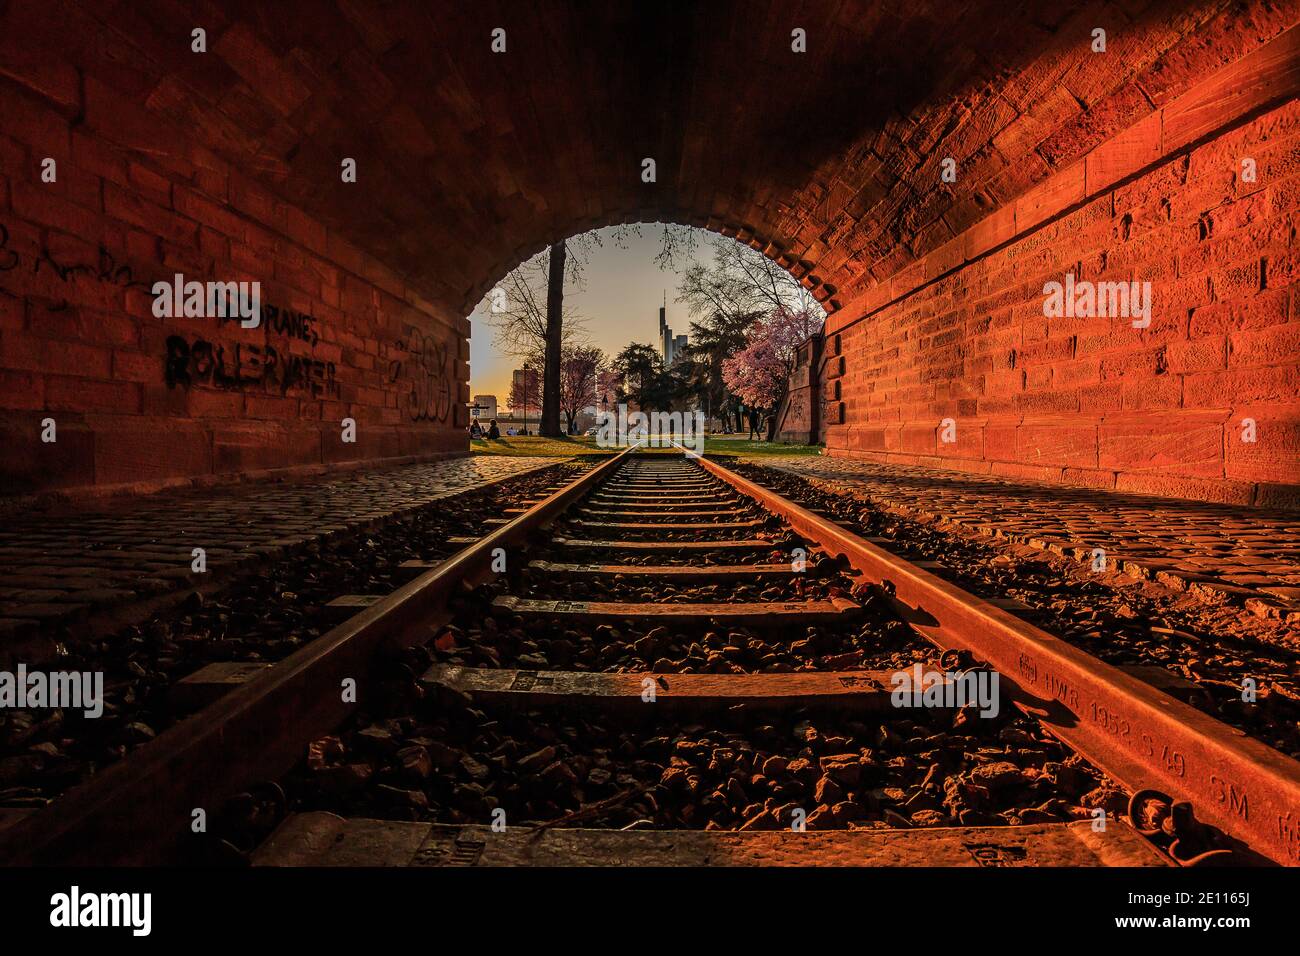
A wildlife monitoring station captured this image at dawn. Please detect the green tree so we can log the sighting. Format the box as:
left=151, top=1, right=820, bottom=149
left=681, top=309, right=760, bottom=431
left=612, top=343, right=662, bottom=411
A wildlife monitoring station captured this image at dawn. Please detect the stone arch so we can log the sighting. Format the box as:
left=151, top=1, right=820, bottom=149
left=463, top=216, right=838, bottom=320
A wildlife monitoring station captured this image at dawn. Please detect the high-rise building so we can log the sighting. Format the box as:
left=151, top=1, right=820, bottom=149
left=658, top=300, right=688, bottom=365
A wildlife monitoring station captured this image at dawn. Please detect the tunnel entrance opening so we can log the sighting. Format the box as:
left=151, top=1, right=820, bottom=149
left=467, top=223, right=827, bottom=446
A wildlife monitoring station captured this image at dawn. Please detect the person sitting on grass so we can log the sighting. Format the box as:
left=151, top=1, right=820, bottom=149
left=487, top=419, right=501, bottom=440
left=470, top=420, right=483, bottom=439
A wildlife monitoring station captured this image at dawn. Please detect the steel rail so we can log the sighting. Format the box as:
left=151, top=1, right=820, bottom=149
left=698, top=455, right=1300, bottom=866
left=0, top=449, right=632, bottom=865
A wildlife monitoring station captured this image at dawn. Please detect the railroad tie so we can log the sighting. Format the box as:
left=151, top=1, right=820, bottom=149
left=553, top=537, right=778, bottom=552
left=527, top=561, right=797, bottom=580
left=253, top=814, right=1171, bottom=867
left=491, top=594, right=860, bottom=624
left=568, top=518, right=764, bottom=530
left=421, top=663, right=917, bottom=712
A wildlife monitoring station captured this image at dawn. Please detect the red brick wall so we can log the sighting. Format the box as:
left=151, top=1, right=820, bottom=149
left=775, top=336, right=821, bottom=443
left=822, top=95, right=1300, bottom=509
left=0, top=83, right=468, bottom=498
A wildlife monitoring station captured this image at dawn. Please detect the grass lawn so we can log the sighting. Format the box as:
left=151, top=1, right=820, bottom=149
left=470, top=434, right=823, bottom=458
left=470, top=435, right=612, bottom=457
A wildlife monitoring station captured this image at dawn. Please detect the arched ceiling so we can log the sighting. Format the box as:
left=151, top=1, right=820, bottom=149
left=19, top=0, right=1295, bottom=317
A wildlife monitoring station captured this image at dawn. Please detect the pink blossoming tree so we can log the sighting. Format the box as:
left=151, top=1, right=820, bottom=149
left=721, top=307, right=823, bottom=436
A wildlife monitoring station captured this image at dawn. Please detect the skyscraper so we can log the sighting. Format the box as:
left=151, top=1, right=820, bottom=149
left=658, top=298, right=688, bottom=365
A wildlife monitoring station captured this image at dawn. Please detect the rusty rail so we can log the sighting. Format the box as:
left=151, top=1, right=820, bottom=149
left=0, top=450, right=631, bottom=865
left=698, top=455, right=1300, bottom=866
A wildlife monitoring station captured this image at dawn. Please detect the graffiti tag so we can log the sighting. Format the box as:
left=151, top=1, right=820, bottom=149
left=388, top=326, right=453, bottom=423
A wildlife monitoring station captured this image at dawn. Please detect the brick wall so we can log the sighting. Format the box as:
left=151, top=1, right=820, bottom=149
left=822, top=87, right=1300, bottom=509
left=0, top=81, right=468, bottom=499
left=775, top=335, right=821, bottom=444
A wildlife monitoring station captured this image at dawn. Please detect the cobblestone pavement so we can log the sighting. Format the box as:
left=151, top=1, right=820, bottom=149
left=0, top=456, right=567, bottom=642
left=749, top=456, right=1300, bottom=626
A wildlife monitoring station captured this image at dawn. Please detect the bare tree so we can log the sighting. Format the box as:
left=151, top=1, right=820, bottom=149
left=678, top=235, right=823, bottom=322
left=652, top=223, right=703, bottom=270
left=668, top=237, right=823, bottom=430
left=559, top=345, right=605, bottom=434
left=489, top=224, right=702, bottom=356
left=510, top=337, right=603, bottom=435
left=489, top=250, right=586, bottom=357
left=488, top=231, right=629, bottom=437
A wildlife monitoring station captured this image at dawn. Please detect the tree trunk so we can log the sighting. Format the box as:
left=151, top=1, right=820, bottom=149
left=541, top=240, right=566, bottom=437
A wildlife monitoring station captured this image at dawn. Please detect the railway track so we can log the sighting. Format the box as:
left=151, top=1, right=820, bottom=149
left=3, top=450, right=1298, bottom=867
left=0, top=461, right=587, bottom=825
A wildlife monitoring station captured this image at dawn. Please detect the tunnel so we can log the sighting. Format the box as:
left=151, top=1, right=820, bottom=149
left=1, top=0, right=1299, bottom=929
left=0, top=0, right=1295, bottom=503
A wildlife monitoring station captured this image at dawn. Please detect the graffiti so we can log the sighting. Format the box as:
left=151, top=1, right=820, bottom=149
left=388, top=327, right=453, bottom=423
left=255, top=303, right=319, bottom=346
left=166, top=296, right=337, bottom=398
left=165, top=335, right=338, bottom=398
left=0, top=223, right=155, bottom=311
left=0, top=219, right=384, bottom=409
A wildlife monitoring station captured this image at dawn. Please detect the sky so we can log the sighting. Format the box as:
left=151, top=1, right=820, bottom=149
left=467, top=224, right=714, bottom=403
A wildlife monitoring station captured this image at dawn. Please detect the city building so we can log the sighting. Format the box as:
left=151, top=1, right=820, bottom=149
left=509, top=367, right=540, bottom=428
left=469, top=394, right=498, bottom=421
left=658, top=301, right=688, bottom=365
